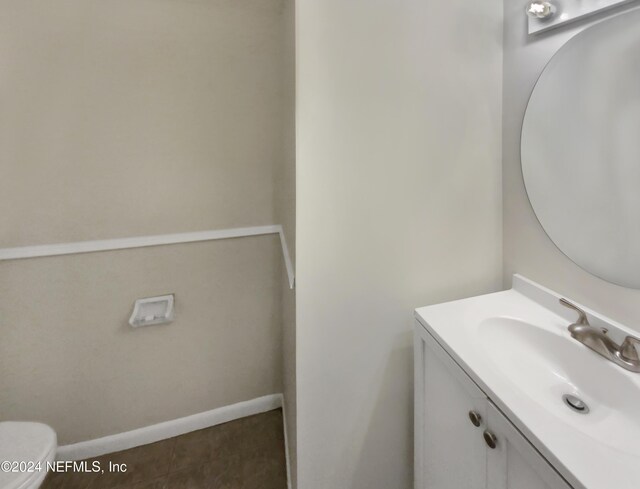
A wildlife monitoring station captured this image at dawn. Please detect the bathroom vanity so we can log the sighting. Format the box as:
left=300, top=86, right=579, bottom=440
left=414, top=275, right=640, bottom=489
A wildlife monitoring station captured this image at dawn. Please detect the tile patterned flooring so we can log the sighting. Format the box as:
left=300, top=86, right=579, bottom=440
left=42, top=409, right=287, bottom=489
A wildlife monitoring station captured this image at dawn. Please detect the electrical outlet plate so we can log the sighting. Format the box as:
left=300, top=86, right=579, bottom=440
left=129, top=294, right=175, bottom=328
left=529, top=0, right=639, bottom=34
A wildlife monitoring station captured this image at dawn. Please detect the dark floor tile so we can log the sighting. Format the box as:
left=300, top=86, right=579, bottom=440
left=240, top=411, right=287, bottom=489
left=44, top=409, right=286, bottom=489
left=112, top=476, right=169, bottom=489
left=240, top=410, right=285, bottom=460
left=170, top=420, right=244, bottom=472
left=87, top=439, right=176, bottom=489
left=241, top=410, right=283, bottom=431
left=167, top=457, right=241, bottom=489
left=212, top=468, right=244, bottom=489
left=42, top=469, right=93, bottom=489
left=241, top=456, right=287, bottom=489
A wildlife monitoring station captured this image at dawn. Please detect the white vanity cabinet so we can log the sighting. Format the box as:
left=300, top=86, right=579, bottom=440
left=414, top=323, right=573, bottom=489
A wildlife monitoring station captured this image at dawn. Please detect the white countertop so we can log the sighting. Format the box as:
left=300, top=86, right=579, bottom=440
left=414, top=275, right=640, bottom=489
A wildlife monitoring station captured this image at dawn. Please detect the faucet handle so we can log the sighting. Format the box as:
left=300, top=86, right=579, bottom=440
left=559, top=298, right=590, bottom=326
left=620, top=336, right=640, bottom=362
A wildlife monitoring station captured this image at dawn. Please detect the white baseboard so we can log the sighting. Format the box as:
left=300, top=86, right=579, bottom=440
left=57, top=394, right=283, bottom=461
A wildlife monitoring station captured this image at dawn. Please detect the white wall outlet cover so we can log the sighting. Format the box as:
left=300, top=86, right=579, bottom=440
left=129, top=295, right=175, bottom=328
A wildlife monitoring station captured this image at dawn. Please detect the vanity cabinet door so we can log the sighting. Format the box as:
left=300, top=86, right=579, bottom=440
left=485, top=402, right=573, bottom=489
left=415, top=325, right=489, bottom=489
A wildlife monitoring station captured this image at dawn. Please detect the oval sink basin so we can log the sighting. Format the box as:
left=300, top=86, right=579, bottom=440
left=478, top=317, right=640, bottom=456
left=415, top=276, right=640, bottom=489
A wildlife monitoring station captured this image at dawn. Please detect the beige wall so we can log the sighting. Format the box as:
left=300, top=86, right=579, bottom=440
left=0, top=238, right=283, bottom=445
left=296, top=0, right=503, bottom=487
left=502, top=3, right=640, bottom=331
left=0, top=0, right=293, bottom=445
left=0, top=0, right=286, bottom=247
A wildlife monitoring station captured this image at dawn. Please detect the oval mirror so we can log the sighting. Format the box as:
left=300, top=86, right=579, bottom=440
left=521, top=8, right=640, bottom=288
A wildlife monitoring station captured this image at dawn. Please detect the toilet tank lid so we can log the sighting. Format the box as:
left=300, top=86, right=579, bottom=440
left=0, top=422, right=57, bottom=489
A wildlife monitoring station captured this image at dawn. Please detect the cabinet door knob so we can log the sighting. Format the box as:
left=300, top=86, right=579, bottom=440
left=468, top=410, right=482, bottom=427
left=483, top=430, right=498, bottom=449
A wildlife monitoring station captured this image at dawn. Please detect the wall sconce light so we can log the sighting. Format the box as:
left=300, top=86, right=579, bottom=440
left=526, top=1, right=557, bottom=19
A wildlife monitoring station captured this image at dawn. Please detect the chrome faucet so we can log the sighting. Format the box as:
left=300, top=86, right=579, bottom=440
left=560, top=298, right=640, bottom=373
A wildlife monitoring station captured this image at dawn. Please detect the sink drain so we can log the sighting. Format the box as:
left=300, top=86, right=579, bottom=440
left=562, top=394, right=589, bottom=414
